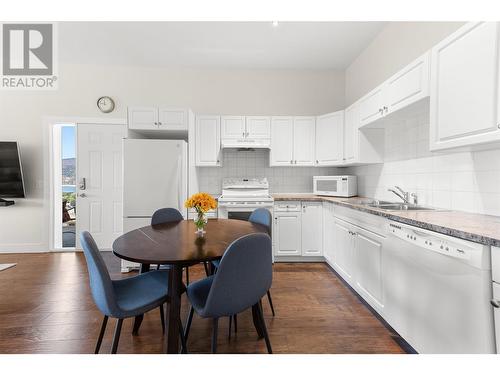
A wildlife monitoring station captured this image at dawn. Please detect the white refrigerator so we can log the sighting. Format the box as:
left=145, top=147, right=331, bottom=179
left=121, top=139, right=188, bottom=272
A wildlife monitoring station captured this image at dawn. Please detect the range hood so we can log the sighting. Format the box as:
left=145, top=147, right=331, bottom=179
left=221, top=139, right=271, bottom=149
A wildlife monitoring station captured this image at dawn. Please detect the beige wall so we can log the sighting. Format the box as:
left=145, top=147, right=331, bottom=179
left=345, top=22, right=465, bottom=106
left=0, top=63, right=345, bottom=252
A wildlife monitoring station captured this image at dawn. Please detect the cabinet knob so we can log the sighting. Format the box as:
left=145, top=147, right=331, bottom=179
left=497, top=124, right=500, bottom=129
left=290, top=160, right=293, bottom=164
left=154, top=122, right=158, bottom=126
left=316, top=160, right=318, bottom=164
left=242, top=132, right=245, bottom=137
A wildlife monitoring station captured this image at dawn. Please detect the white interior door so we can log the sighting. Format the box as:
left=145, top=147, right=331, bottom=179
left=76, top=123, right=127, bottom=250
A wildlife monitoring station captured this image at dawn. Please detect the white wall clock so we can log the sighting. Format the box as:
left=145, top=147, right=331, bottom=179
left=97, top=96, right=115, bottom=113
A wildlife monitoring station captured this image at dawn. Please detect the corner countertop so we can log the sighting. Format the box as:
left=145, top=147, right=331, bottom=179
left=272, top=193, right=500, bottom=247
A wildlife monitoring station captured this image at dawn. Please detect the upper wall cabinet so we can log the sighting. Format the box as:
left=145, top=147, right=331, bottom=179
left=221, top=116, right=246, bottom=139
left=270, top=116, right=315, bottom=166
left=195, top=115, right=221, bottom=167
left=270, top=117, right=294, bottom=166
left=221, top=116, right=271, bottom=147
left=315, top=111, right=344, bottom=166
left=358, top=52, right=431, bottom=128
left=430, top=22, right=500, bottom=151
left=343, top=103, right=384, bottom=165
left=128, top=107, right=188, bottom=131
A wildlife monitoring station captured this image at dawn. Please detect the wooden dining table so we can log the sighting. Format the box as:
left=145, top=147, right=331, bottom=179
left=112, top=218, right=269, bottom=353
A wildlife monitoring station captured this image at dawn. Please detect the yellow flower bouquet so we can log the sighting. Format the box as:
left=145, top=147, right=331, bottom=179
left=184, top=192, right=217, bottom=234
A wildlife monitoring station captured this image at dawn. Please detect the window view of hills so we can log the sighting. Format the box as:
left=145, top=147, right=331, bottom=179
left=62, top=157, right=75, bottom=185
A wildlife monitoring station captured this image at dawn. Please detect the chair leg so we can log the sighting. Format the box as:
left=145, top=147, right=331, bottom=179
left=111, top=318, right=123, bottom=354
left=211, top=318, right=219, bottom=354
left=203, top=261, right=210, bottom=277
left=185, top=266, right=190, bottom=285
left=233, top=314, right=237, bottom=333
left=159, top=304, right=165, bottom=334
left=94, top=315, right=108, bottom=354
left=179, top=318, right=188, bottom=354
left=132, top=314, right=143, bottom=336
left=228, top=315, right=232, bottom=339
left=267, top=290, right=276, bottom=316
left=257, top=303, right=272, bottom=354
left=184, top=306, right=194, bottom=341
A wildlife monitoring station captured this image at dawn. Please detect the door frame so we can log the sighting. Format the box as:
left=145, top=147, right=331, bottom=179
left=45, top=116, right=126, bottom=251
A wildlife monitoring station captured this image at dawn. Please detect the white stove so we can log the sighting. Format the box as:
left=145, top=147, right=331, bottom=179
left=218, top=178, right=274, bottom=220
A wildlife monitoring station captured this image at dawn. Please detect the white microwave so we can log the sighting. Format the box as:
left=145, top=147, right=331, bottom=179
left=313, top=175, right=357, bottom=197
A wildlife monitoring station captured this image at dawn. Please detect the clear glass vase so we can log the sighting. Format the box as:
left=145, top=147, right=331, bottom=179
left=194, top=210, right=208, bottom=235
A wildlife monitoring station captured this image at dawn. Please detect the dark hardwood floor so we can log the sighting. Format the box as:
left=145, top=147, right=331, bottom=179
left=0, top=252, right=406, bottom=354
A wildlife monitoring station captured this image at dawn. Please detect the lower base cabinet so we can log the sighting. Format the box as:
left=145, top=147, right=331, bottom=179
left=274, top=209, right=302, bottom=256
left=328, top=211, right=386, bottom=315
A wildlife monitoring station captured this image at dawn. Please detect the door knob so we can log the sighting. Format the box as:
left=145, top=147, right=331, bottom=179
left=79, top=193, right=87, bottom=198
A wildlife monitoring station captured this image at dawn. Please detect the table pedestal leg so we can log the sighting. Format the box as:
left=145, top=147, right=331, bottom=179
left=166, top=264, right=183, bottom=353
left=132, top=263, right=151, bottom=335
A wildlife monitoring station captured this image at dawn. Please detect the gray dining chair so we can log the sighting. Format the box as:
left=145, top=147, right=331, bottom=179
left=211, top=208, right=275, bottom=337
left=80, top=231, right=187, bottom=354
left=184, top=233, right=273, bottom=353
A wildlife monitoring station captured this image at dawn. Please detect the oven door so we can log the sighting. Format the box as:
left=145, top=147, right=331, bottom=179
left=218, top=203, right=273, bottom=220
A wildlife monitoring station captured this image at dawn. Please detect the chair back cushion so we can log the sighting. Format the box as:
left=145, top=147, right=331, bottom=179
left=151, top=208, right=184, bottom=225
left=249, top=208, right=272, bottom=236
left=202, top=233, right=272, bottom=317
left=80, top=231, right=119, bottom=316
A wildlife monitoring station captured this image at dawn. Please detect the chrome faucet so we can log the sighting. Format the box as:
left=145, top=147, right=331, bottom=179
left=388, top=186, right=410, bottom=203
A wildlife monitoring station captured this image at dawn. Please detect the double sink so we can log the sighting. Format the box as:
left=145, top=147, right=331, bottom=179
left=352, top=199, right=438, bottom=212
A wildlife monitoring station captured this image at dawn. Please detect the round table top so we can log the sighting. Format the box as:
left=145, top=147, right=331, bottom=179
left=112, top=218, right=268, bottom=265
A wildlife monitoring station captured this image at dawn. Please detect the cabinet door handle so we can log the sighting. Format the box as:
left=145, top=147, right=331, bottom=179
left=154, top=122, right=158, bottom=126
left=491, top=299, right=500, bottom=308
left=290, top=160, right=293, bottom=164
left=158, top=122, right=162, bottom=126
left=383, top=106, right=388, bottom=114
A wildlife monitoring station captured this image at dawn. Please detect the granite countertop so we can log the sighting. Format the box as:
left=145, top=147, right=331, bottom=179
left=272, top=193, right=500, bottom=247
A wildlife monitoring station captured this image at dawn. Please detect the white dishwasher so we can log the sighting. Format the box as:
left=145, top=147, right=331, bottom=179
left=384, top=221, right=495, bottom=353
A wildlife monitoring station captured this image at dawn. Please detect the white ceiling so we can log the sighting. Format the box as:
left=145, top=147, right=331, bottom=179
left=59, top=22, right=386, bottom=70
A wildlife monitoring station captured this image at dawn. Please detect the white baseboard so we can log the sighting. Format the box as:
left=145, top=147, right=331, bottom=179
left=0, top=243, right=48, bottom=254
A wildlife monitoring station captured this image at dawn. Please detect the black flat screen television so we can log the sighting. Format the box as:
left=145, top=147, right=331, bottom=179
left=0, top=141, right=26, bottom=199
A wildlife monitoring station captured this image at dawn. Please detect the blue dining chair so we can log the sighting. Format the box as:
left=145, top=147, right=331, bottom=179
left=184, top=233, right=273, bottom=353
left=80, top=231, right=187, bottom=354
left=211, top=208, right=275, bottom=338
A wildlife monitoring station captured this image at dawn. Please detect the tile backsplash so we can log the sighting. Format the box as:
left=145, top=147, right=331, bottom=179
left=348, top=112, right=500, bottom=216
left=198, top=149, right=340, bottom=194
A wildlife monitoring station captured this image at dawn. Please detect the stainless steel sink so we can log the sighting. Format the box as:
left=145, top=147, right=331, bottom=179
left=366, top=202, right=437, bottom=211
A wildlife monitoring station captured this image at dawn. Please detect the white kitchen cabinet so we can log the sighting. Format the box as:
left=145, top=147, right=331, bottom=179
left=270, top=117, right=294, bottom=166
left=343, top=104, right=358, bottom=163
left=430, top=22, right=500, bottom=151
left=322, top=202, right=335, bottom=264
left=342, top=103, right=384, bottom=165
left=293, top=117, right=315, bottom=166
left=358, top=51, right=431, bottom=129
left=274, top=205, right=302, bottom=256
left=333, top=218, right=355, bottom=281
left=359, top=85, right=386, bottom=127
left=315, top=111, right=344, bottom=166
left=385, top=52, right=430, bottom=114
left=354, top=227, right=384, bottom=310
left=301, top=202, right=323, bottom=256
left=221, top=116, right=246, bottom=139
left=195, top=115, right=221, bottom=166
left=128, top=107, right=158, bottom=130
left=270, top=116, right=315, bottom=166
left=158, top=108, right=188, bottom=130
left=246, top=116, right=271, bottom=139
left=128, top=107, right=187, bottom=131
